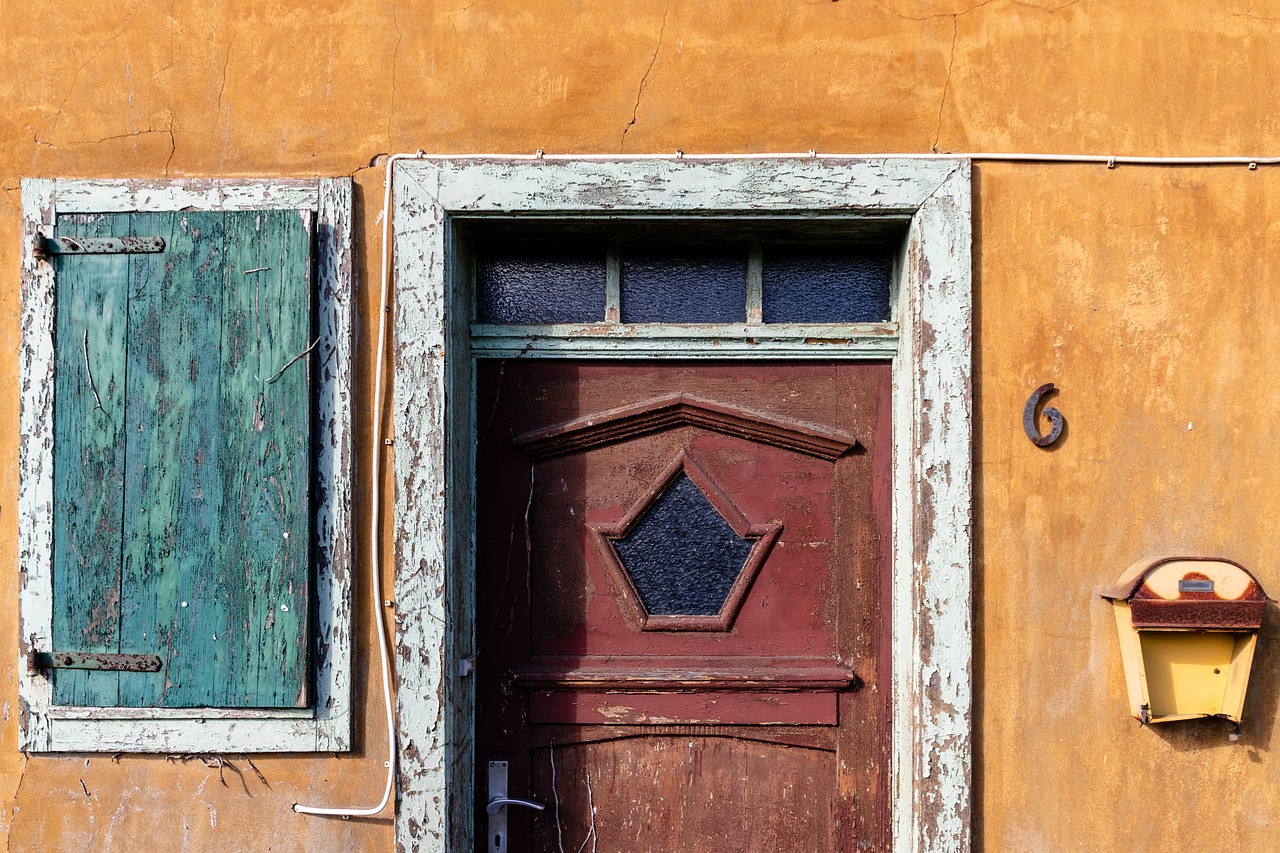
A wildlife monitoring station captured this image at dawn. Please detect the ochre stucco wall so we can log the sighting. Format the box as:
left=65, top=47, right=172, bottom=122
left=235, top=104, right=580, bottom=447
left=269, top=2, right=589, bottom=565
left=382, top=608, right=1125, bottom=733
left=5, top=1, right=1280, bottom=850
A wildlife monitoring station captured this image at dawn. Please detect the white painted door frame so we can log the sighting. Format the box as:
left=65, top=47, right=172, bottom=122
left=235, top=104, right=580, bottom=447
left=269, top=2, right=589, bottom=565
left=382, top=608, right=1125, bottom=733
left=391, top=157, right=972, bottom=853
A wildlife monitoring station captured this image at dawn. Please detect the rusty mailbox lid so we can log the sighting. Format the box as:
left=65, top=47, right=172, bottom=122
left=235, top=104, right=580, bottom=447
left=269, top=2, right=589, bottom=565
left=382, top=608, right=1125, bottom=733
left=1102, top=556, right=1270, bottom=630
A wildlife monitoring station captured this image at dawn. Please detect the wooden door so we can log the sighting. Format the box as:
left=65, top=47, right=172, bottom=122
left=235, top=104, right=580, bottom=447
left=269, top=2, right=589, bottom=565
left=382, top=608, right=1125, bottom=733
left=476, top=361, right=890, bottom=852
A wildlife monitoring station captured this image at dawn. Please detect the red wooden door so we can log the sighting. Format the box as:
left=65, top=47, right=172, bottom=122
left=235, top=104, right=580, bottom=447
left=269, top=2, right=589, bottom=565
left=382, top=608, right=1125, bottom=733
left=476, top=361, right=890, bottom=852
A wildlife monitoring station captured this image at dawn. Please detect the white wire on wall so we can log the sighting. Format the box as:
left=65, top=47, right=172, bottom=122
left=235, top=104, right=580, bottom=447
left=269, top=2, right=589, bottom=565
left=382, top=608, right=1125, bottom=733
left=293, top=145, right=1278, bottom=819
left=293, top=151, right=427, bottom=819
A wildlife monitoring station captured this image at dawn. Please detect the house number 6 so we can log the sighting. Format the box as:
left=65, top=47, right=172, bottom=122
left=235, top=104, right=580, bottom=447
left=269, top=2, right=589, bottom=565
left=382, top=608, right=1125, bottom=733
left=1023, top=383, right=1064, bottom=447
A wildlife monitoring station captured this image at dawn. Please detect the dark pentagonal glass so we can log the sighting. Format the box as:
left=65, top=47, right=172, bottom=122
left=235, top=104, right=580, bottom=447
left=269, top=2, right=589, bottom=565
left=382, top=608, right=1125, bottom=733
left=612, top=473, right=754, bottom=616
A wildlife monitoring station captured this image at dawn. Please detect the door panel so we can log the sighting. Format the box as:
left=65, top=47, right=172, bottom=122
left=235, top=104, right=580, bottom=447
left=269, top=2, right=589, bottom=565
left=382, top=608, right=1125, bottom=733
left=476, top=361, right=890, bottom=852
left=529, top=736, right=835, bottom=851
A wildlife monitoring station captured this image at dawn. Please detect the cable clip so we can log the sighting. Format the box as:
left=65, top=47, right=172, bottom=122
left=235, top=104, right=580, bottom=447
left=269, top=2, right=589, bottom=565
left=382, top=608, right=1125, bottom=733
left=535, top=149, right=545, bottom=160
left=1106, top=157, right=1117, bottom=170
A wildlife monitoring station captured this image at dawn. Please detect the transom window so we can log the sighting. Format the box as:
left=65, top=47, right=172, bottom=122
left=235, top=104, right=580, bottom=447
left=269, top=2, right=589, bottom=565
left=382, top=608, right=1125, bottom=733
left=463, top=217, right=901, bottom=333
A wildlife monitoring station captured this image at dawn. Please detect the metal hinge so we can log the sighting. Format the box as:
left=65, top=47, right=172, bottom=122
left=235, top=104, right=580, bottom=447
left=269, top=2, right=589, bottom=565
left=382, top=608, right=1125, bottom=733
left=27, top=650, right=164, bottom=674
left=33, top=234, right=166, bottom=260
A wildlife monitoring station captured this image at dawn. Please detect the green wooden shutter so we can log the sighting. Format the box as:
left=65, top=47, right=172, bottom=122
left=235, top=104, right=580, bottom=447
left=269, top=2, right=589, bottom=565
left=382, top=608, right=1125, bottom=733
left=51, top=210, right=313, bottom=708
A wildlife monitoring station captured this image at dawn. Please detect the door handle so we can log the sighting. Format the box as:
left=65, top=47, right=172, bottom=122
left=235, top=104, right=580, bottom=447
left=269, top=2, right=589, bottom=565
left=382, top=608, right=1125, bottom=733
left=487, top=760, right=543, bottom=853
left=486, top=797, right=546, bottom=815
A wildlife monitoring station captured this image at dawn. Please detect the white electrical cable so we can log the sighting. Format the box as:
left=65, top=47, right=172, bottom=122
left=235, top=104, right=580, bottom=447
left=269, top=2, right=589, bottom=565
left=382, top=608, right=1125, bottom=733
left=294, top=150, right=426, bottom=819
left=305, top=150, right=1280, bottom=166
left=294, top=142, right=1277, bottom=820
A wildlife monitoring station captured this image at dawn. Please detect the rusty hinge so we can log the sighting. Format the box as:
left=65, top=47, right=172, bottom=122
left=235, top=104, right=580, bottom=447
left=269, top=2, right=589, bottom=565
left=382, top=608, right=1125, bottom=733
left=33, top=234, right=166, bottom=260
left=27, top=650, right=163, bottom=674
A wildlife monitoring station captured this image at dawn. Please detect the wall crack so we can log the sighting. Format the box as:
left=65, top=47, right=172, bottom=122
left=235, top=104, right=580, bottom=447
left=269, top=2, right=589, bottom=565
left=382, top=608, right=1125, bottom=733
left=164, top=122, right=177, bottom=176
left=388, top=5, right=405, bottom=148
left=932, top=15, right=958, bottom=152
left=5, top=753, right=30, bottom=842
left=619, top=0, right=671, bottom=152
left=874, top=0, right=1077, bottom=22
left=216, top=33, right=237, bottom=115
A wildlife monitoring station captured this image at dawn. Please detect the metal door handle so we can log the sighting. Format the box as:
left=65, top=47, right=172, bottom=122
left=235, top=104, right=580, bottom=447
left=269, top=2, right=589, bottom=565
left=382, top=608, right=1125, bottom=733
left=486, top=797, right=546, bottom=815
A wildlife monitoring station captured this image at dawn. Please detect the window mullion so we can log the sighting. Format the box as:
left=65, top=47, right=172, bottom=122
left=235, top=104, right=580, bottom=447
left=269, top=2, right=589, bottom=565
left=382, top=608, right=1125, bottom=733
left=746, top=242, right=763, bottom=324
left=605, top=242, right=621, bottom=323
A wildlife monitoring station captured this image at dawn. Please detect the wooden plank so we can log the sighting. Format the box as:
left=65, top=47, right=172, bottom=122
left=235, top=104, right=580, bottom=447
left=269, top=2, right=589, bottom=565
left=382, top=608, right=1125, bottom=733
left=51, top=212, right=130, bottom=707
left=746, top=242, right=763, bottom=323
left=50, top=178, right=320, bottom=213
left=219, top=209, right=313, bottom=707
left=392, top=164, right=453, bottom=847
left=18, top=178, right=57, bottom=750
left=429, top=159, right=960, bottom=214
left=604, top=243, right=621, bottom=323
left=312, top=176, right=356, bottom=748
left=528, top=735, right=837, bottom=852
left=162, top=212, right=231, bottom=706
left=117, top=210, right=185, bottom=707
left=890, top=161, right=973, bottom=853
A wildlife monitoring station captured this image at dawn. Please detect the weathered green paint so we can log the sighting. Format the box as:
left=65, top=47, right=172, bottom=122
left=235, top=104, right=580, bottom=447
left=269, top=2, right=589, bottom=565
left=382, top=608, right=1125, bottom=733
left=52, top=210, right=313, bottom=708
left=219, top=210, right=313, bottom=707
left=52, top=213, right=130, bottom=706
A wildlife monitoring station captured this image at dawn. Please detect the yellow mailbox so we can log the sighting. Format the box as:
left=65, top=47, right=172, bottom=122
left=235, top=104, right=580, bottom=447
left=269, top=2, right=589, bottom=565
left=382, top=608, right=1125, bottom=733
left=1102, top=557, right=1269, bottom=725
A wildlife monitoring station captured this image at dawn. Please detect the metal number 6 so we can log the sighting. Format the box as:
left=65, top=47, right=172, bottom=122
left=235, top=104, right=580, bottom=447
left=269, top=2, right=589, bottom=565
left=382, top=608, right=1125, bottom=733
left=1023, top=383, right=1064, bottom=447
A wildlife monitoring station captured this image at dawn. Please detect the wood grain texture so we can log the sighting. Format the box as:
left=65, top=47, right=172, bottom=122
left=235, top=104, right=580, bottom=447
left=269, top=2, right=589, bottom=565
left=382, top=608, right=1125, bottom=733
left=470, top=321, right=899, bottom=360
left=51, top=213, right=129, bottom=707
left=18, top=178, right=58, bottom=751
left=48, top=179, right=320, bottom=213
left=476, top=360, right=888, bottom=850
left=216, top=209, right=313, bottom=707
left=890, top=162, right=973, bottom=853
left=430, top=158, right=959, bottom=214
left=529, top=736, right=837, bottom=852
left=391, top=164, right=455, bottom=852
left=312, top=177, right=355, bottom=748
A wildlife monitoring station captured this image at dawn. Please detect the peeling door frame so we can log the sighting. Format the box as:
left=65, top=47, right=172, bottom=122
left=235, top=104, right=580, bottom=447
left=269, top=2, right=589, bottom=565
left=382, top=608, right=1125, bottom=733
left=391, top=157, right=972, bottom=853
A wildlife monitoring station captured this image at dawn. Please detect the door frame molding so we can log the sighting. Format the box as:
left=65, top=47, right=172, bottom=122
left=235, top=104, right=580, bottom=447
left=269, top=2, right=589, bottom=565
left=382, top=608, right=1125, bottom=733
left=391, top=157, right=972, bottom=853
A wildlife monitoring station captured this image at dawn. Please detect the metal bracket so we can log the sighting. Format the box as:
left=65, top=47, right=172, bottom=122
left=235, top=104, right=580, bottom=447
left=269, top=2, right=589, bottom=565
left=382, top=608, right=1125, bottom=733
left=27, top=650, right=164, bottom=674
left=33, top=234, right=165, bottom=260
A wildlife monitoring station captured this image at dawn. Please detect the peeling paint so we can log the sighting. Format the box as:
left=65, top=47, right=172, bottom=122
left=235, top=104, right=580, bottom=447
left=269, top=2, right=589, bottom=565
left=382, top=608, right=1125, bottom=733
left=393, top=158, right=971, bottom=853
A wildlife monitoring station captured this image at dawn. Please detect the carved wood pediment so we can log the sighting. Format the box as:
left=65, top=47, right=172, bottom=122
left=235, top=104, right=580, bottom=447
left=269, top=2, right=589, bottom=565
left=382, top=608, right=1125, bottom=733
left=513, top=392, right=859, bottom=461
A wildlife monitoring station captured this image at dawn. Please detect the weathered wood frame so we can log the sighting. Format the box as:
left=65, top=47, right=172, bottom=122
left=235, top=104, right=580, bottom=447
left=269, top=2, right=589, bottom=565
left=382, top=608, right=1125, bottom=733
left=18, top=178, right=354, bottom=753
left=391, top=158, right=972, bottom=853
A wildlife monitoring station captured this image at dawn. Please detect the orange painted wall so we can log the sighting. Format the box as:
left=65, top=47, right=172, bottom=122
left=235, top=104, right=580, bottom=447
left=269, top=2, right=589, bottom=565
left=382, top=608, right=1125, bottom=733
left=5, top=1, right=1280, bottom=850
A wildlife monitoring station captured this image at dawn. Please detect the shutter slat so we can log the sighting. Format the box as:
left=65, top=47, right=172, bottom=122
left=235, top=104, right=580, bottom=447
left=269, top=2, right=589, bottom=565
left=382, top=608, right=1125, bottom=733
left=118, top=210, right=185, bottom=707
left=219, top=210, right=312, bottom=708
left=52, top=212, right=131, bottom=707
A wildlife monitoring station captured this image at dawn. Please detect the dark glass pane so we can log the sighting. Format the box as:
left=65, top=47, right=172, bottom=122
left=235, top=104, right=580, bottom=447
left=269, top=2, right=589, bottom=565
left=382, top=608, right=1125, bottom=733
left=762, top=250, right=891, bottom=323
left=477, top=252, right=605, bottom=324
left=621, top=251, right=746, bottom=323
left=613, top=474, right=754, bottom=616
